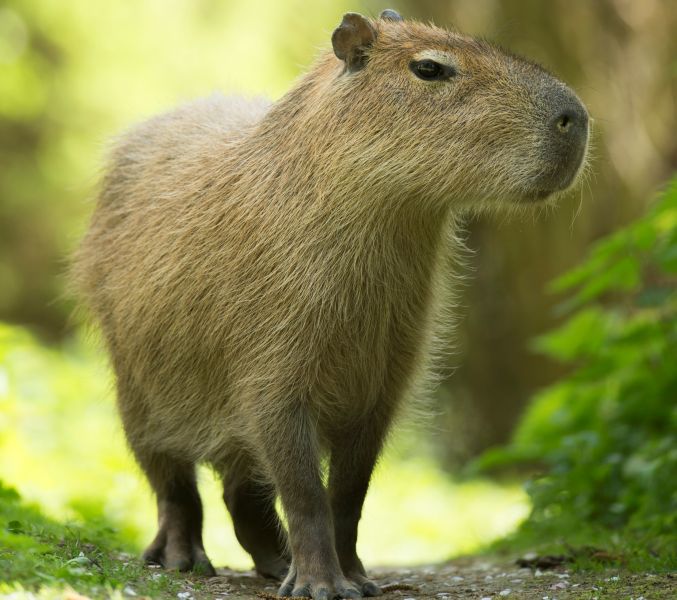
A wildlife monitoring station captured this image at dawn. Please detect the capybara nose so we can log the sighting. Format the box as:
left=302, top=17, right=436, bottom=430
left=551, top=102, right=588, bottom=147
left=543, top=90, right=589, bottom=189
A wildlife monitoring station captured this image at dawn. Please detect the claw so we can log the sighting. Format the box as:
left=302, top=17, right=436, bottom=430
left=313, top=587, right=330, bottom=600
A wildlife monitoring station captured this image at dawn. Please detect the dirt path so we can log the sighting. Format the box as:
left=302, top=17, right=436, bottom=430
left=172, top=559, right=675, bottom=600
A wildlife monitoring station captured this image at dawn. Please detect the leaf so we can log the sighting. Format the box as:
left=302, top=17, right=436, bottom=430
left=7, top=519, right=24, bottom=534
left=532, top=307, right=610, bottom=361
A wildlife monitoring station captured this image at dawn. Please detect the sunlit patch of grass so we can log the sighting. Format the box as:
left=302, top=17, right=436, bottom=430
left=1, top=322, right=529, bottom=574
left=0, top=480, right=184, bottom=597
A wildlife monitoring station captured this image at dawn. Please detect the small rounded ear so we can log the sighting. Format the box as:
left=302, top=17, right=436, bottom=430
left=331, top=13, right=377, bottom=72
left=380, top=9, right=403, bottom=21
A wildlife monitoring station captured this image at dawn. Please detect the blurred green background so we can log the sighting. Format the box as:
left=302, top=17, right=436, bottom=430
left=1, top=0, right=676, bottom=583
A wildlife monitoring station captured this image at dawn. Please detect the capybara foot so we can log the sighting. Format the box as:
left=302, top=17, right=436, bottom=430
left=346, top=572, right=382, bottom=597
left=142, top=535, right=216, bottom=577
left=254, top=553, right=290, bottom=580
left=278, top=564, right=360, bottom=599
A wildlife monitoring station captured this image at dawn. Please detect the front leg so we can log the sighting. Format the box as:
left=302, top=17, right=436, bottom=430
left=328, top=407, right=393, bottom=597
left=256, top=402, right=360, bottom=600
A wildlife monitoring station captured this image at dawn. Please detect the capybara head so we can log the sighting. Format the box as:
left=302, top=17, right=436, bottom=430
left=322, top=10, right=589, bottom=209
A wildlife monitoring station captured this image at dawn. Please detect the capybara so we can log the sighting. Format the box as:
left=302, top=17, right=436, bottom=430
left=73, top=9, right=589, bottom=599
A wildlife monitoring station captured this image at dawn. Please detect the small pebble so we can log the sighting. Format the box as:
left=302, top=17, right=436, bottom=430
left=123, top=587, right=136, bottom=597
left=499, top=590, right=511, bottom=596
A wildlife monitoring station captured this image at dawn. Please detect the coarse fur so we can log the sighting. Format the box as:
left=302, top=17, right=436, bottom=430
left=72, top=11, right=589, bottom=599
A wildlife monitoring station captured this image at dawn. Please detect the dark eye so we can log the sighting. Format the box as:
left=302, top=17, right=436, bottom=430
left=409, top=59, right=455, bottom=81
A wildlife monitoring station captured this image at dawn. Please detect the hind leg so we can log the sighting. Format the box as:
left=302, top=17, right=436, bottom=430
left=115, top=373, right=214, bottom=576
left=220, top=457, right=290, bottom=580
left=137, top=451, right=216, bottom=576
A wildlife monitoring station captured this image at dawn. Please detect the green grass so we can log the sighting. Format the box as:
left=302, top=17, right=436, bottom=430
left=487, top=514, right=677, bottom=573
left=0, top=480, right=186, bottom=597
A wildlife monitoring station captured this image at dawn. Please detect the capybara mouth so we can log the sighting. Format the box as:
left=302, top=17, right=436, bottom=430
left=522, top=146, right=588, bottom=203
left=518, top=188, right=557, bottom=203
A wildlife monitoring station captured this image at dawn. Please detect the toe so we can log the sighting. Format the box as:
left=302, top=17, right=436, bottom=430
left=312, top=587, right=330, bottom=600
left=291, top=584, right=312, bottom=597
left=166, top=556, right=193, bottom=572
left=361, top=581, right=382, bottom=597
left=142, top=545, right=164, bottom=566
left=336, top=586, right=361, bottom=599
left=255, top=556, right=290, bottom=581
left=142, top=552, right=163, bottom=567
left=193, top=557, right=216, bottom=577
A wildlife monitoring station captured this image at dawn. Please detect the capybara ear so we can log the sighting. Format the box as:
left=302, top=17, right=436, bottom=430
left=380, top=9, right=403, bottom=21
left=332, top=13, right=377, bottom=72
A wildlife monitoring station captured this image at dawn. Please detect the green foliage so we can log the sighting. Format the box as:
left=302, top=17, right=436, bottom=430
left=0, top=479, right=184, bottom=597
left=480, top=177, right=677, bottom=568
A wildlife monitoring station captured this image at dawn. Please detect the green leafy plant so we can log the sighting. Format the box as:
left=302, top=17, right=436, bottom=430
left=479, top=176, right=677, bottom=568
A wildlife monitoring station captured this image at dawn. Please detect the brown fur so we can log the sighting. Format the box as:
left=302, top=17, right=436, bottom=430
left=72, top=10, right=588, bottom=599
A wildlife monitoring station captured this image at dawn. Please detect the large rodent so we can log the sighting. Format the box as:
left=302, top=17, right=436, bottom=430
left=73, top=9, right=589, bottom=599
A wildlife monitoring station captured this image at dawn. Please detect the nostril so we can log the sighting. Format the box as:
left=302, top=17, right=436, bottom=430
left=552, top=105, right=588, bottom=137
left=557, top=112, right=571, bottom=132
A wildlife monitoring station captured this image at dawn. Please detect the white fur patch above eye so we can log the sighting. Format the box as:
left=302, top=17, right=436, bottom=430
left=413, top=50, right=457, bottom=70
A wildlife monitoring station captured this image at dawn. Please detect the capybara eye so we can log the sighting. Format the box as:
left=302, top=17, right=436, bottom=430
left=410, top=59, right=454, bottom=81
